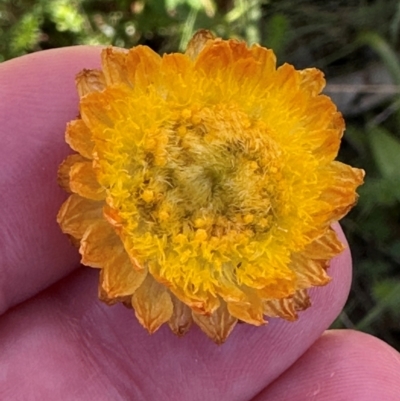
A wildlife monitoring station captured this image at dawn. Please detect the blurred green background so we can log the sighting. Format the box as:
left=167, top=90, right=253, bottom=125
left=1, top=0, right=399, bottom=350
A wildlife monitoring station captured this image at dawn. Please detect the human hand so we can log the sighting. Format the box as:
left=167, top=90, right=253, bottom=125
left=1, top=48, right=399, bottom=401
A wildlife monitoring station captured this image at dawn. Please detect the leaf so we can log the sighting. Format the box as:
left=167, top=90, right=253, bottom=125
left=264, top=13, right=290, bottom=58
left=165, top=0, right=183, bottom=11
left=368, top=126, right=400, bottom=180
left=358, top=176, right=400, bottom=208
left=372, top=280, right=400, bottom=318
left=357, top=280, right=400, bottom=330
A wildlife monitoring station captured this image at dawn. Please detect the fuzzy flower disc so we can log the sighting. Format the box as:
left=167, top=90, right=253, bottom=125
left=57, top=30, right=364, bottom=343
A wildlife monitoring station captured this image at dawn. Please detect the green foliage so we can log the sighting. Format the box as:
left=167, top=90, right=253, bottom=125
left=1, top=0, right=400, bottom=350
left=9, top=8, right=42, bottom=56
left=46, top=0, right=85, bottom=33
left=263, top=13, right=290, bottom=61
left=368, top=126, right=400, bottom=182
left=357, top=279, right=400, bottom=331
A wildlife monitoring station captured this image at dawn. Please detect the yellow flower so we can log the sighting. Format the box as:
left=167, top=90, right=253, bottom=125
left=57, top=30, right=364, bottom=343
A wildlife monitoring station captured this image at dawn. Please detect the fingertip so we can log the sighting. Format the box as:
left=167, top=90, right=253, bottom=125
left=256, top=329, right=400, bottom=401
left=0, top=46, right=103, bottom=314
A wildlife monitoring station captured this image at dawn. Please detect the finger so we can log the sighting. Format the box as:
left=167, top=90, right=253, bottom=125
left=0, top=47, right=102, bottom=315
left=253, top=329, right=400, bottom=401
left=0, top=226, right=351, bottom=400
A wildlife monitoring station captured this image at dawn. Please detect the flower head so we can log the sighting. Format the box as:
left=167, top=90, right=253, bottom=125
left=58, top=30, right=364, bottom=343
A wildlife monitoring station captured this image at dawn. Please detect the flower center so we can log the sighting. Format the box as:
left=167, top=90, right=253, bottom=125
left=100, top=99, right=288, bottom=295
left=122, top=105, right=281, bottom=232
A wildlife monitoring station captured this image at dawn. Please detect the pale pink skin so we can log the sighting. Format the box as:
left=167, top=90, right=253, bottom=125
left=0, top=47, right=399, bottom=401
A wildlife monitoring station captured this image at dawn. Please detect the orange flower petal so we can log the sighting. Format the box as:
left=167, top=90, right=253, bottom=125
left=299, top=68, right=326, bottom=96
left=227, top=289, right=266, bottom=326
left=69, top=160, right=106, bottom=201
left=185, top=29, right=215, bottom=60
left=263, top=297, right=298, bottom=321
left=57, top=154, right=87, bottom=192
left=192, top=301, right=237, bottom=344
left=101, top=47, right=129, bottom=85
left=126, top=46, right=162, bottom=89
left=319, top=161, right=365, bottom=221
left=76, top=69, right=106, bottom=98
left=292, top=289, right=312, bottom=312
left=290, top=252, right=332, bottom=289
left=79, top=220, right=120, bottom=267
left=57, top=194, right=103, bottom=240
left=131, top=274, right=174, bottom=334
left=168, top=283, right=220, bottom=316
left=168, top=295, right=193, bottom=336
left=65, top=119, right=95, bottom=160
left=100, top=249, right=147, bottom=298
left=302, top=227, right=345, bottom=259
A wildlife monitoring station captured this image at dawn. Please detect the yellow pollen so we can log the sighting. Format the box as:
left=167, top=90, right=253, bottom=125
left=243, top=214, right=254, bottom=224
left=177, top=125, right=187, bottom=136
left=195, top=229, right=208, bottom=242
left=194, top=218, right=206, bottom=228
left=191, top=114, right=202, bottom=125
left=141, top=190, right=154, bottom=203
left=158, top=210, right=170, bottom=222
left=181, top=109, right=192, bottom=119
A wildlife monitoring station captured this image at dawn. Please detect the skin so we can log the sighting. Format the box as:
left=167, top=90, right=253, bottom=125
left=1, top=47, right=400, bottom=401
